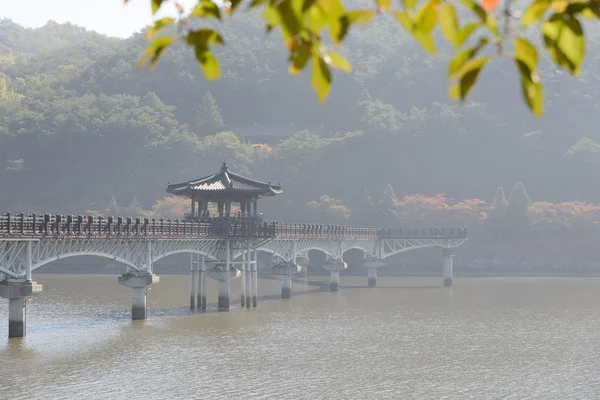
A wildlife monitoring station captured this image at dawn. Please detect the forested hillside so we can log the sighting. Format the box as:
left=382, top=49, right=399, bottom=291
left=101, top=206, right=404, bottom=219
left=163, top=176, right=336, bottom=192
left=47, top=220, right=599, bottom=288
left=3, top=14, right=600, bottom=254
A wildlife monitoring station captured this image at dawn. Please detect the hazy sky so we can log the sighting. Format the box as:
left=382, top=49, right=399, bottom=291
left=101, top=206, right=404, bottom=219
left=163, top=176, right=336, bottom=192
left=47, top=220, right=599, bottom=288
left=2, top=0, right=197, bottom=38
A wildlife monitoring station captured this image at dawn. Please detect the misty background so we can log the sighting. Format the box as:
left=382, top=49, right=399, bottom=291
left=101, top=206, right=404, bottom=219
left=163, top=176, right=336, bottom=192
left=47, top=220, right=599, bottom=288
left=2, top=11, right=600, bottom=274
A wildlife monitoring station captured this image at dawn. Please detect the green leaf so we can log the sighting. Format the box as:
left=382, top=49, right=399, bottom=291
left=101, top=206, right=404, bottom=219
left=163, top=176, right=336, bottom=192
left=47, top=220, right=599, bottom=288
left=325, top=51, right=351, bottom=72
left=516, top=59, right=544, bottom=117
left=455, top=57, right=489, bottom=100
left=439, top=3, right=460, bottom=47
left=311, top=55, right=332, bottom=103
left=199, top=51, right=221, bottom=80
left=276, top=0, right=303, bottom=39
left=415, top=0, right=440, bottom=34
left=457, top=22, right=479, bottom=46
left=447, top=39, right=488, bottom=79
left=542, top=14, right=585, bottom=75
left=305, top=5, right=327, bottom=33
left=139, top=35, right=174, bottom=69
left=228, top=0, right=244, bottom=14
left=249, top=0, right=268, bottom=7
left=514, top=37, right=538, bottom=73
left=319, top=0, right=347, bottom=44
left=191, top=1, right=222, bottom=19
left=150, top=0, right=165, bottom=14
left=460, top=0, right=498, bottom=34
left=394, top=10, right=436, bottom=54
left=186, top=30, right=225, bottom=81
left=521, top=0, right=551, bottom=26
left=147, top=17, right=175, bottom=39
left=288, top=41, right=312, bottom=74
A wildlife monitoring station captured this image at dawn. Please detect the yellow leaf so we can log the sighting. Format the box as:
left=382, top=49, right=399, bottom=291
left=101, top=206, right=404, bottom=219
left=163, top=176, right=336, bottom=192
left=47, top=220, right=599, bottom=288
left=516, top=59, right=544, bottom=117
left=324, top=51, right=351, bottom=72
left=542, top=14, right=585, bottom=75
left=311, top=55, right=332, bottom=103
left=439, top=3, right=460, bottom=47
left=376, top=0, right=393, bottom=12
left=514, top=37, right=538, bottom=73
left=521, top=0, right=551, bottom=26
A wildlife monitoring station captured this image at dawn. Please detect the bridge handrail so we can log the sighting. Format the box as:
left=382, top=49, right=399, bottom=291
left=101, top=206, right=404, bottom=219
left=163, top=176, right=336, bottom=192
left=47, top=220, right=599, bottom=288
left=0, top=213, right=467, bottom=240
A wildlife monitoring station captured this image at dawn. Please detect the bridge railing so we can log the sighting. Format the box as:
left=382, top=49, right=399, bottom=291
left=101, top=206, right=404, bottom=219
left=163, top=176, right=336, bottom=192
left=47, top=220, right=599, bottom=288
left=0, top=213, right=276, bottom=239
left=0, top=213, right=467, bottom=240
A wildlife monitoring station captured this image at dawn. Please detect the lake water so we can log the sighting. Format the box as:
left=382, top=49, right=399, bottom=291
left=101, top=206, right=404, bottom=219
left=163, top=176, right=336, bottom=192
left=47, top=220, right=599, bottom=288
left=1, top=274, right=600, bottom=399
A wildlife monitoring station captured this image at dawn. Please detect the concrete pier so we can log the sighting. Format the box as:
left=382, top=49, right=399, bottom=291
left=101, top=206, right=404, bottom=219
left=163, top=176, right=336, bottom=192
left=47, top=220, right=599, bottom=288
left=207, top=267, right=239, bottom=310
left=442, top=249, right=454, bottom=287
left=329, top=270, right=340, bottom=292
left=118, top=273, right=159, bottom=320
left=218, top=277, right=230, bottom=310
left=273, top=263, right=300, bottom=299
left=198, top=256, right=207, bottom=310
left=322, top=259, right=347, bottom=292
left=0, top=280, right=43, bottom=338
left=363, top=259, right=385, bottom=287
left=368, top=267, right=377, bottom=287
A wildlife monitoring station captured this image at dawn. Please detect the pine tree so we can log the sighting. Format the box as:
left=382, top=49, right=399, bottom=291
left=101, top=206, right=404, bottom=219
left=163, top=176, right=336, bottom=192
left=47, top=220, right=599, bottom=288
left=123, top=197, right=144, bottom=217
left=505, top=182, right=532, bottom=234
left=486, top=186, right=508, bottom=236
left=195, top=90, right=224, bottom=136
left=105, top=196, right=120, bottom=215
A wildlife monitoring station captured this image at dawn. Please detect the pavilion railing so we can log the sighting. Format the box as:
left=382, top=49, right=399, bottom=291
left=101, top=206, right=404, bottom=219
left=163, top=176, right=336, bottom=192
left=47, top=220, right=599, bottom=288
left=0, top=213, right=467, bottom=240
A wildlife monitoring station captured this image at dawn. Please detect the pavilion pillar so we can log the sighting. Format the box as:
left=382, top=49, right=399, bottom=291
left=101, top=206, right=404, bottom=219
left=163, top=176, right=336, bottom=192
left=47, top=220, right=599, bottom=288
left=240, top=250, right=246, bottom=307
left=252, top=249, right=258, bottom=307
left=190, top=253, right=197, bottom=310
left=245, top=242, right=251, bottom=308
left=191, top=198, right=195, bottom=217
left=253, top=198, right=257, bottom=215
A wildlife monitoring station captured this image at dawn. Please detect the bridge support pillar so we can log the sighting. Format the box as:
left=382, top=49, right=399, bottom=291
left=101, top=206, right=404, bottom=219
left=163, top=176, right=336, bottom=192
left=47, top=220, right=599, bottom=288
left=190, top=255, right=197, bottom=310
left=442, top=249, right=454, bottom=287
left=329, top=271, right=340, bottom=292
left=0, top=280, right=43, bottom=338
left=118, top=273, right=159, bottom=320
left=252, top=249, right=258, bottom=307
left=322, top=259, right=347, bottom=292
left=198, top=256, right=207, bottom=311
left=367, top=268, right=377, bottom=287
left=363, top=259, right=385, bottom=287
left=273, top=263, right=299, bottom=299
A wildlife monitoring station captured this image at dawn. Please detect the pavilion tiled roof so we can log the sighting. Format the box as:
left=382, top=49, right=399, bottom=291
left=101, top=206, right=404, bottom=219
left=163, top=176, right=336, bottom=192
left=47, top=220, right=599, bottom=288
left=166, top=161, right=282, bottom=197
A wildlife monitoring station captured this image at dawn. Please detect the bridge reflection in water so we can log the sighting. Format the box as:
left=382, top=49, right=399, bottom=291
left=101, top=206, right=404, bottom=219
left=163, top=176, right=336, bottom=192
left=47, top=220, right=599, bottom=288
left=0, top=213, right=467, bottom=338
